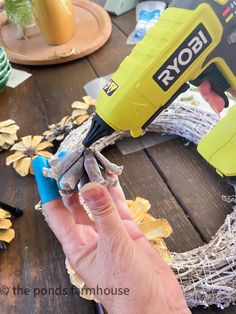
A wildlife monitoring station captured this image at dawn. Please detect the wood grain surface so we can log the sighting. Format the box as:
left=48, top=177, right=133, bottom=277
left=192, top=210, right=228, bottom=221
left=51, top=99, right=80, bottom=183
left=0, top=1, right=235, bottom=313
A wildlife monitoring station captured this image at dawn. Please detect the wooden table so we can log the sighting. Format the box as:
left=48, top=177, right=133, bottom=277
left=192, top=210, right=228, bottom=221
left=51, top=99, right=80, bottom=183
left=0, top=1, right=235, bottom=313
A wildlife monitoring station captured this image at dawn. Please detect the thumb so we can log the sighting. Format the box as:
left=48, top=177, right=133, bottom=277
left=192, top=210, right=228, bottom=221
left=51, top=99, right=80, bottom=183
left=81, top=182, right=127, bottom=236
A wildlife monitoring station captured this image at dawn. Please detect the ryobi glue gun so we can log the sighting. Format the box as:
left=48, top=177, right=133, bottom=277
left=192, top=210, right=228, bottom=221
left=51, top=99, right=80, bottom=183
left=83, top=0, right=236, bottom=178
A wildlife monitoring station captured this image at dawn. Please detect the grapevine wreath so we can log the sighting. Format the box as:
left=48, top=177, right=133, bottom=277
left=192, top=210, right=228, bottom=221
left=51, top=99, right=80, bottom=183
left=41, top=98, right=236, bottom=310
left=5, top=92, right=235, bottom=309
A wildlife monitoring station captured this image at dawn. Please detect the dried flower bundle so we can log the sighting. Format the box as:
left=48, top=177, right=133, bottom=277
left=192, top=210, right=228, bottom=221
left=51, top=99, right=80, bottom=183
left=6, top=135, right=53, bottom=176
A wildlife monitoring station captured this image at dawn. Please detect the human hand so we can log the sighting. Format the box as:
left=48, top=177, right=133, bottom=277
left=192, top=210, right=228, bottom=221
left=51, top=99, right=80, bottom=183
left=199, top=81, right=236, bottom=113
left=33, top=156, right=190, bottom=314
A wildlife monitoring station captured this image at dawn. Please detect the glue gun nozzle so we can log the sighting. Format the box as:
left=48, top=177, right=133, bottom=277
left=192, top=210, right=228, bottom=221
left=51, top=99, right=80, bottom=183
left=82, top=114, right=114, bottom=147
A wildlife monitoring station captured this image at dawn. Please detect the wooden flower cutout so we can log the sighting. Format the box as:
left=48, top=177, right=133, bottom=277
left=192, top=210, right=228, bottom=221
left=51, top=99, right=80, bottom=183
left=6, top=135, right=53, bottom=176
left=0, top=119, right=20, bottom=151
left=43, top=116, right=74, bottom=143
left=127, top=197, right=173, bottom=265
left=0, top=208, right=15, bottom=250
left=71, top=96, right=96, bottom=126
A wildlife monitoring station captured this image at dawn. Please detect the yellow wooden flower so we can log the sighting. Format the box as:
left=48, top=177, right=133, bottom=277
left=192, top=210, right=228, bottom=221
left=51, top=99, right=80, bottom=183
left=6, top=135, right=53, bottom=176
left=0, top=119, right=19, bottom=151
left=127, top=197, right=173, bottom=265
left=0, top=208, right=15, bottom=250
left=71, top=96, right=96, bottom=126
left=43, top=116, right=74, bottom=142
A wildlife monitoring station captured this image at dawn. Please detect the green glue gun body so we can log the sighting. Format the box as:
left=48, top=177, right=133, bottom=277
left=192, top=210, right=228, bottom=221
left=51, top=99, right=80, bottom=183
left=198, top=105, right=236, bottom=183
left=83, top=0, right=236, bottom=181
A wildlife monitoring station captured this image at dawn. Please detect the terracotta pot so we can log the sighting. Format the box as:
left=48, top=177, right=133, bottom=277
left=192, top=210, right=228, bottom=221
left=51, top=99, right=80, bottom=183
left=32, top=0, right=75, bottom=45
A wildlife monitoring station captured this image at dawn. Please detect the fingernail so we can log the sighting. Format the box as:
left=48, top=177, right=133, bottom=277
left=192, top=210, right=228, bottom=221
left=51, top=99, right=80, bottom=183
left=81, top=183, right=103, bottom=202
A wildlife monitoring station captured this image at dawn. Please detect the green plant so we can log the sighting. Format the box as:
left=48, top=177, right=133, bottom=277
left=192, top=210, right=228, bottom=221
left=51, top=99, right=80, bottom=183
left=4, top=0, right=35, bottom=39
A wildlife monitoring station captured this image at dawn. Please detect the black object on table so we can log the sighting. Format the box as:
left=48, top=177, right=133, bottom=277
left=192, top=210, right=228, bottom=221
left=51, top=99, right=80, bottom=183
left=0, top=201, right=23, bottom=218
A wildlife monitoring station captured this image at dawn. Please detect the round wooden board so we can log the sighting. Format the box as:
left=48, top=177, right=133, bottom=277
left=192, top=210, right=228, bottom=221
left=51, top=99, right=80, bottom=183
left=0, top=0, right=112, bottom=65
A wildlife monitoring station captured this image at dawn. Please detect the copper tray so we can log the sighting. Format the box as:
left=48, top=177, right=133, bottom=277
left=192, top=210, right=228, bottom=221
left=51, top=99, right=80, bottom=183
left=0, top=0, right=112, bottom=65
